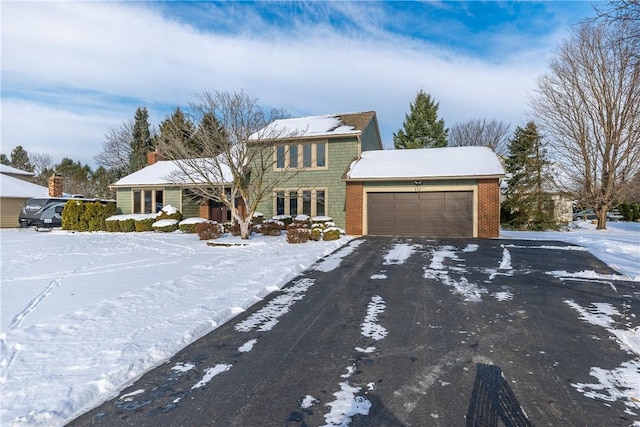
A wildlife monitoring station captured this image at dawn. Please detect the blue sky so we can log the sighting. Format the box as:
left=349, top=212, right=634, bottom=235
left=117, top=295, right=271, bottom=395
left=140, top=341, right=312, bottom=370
left=1, top=1, right=598, bottom=168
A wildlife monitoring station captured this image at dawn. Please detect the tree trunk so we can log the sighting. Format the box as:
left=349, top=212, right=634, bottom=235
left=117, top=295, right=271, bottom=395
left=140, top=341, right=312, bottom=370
left=596, top=210, right=608, bottom=230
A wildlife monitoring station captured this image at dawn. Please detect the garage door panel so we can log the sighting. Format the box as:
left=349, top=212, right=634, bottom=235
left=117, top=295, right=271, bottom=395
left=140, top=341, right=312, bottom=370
left=367, top=191, right=473, bottom=237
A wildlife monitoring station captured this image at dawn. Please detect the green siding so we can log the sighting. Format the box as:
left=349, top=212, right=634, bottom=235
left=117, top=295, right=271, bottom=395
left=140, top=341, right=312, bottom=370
left=255, top=137, right=361, bottom=229
left=116, top=188, right=132, bottom=214
left=165, top=187, right=182, bottom=211
left=181, top=191, right=201, bottom=219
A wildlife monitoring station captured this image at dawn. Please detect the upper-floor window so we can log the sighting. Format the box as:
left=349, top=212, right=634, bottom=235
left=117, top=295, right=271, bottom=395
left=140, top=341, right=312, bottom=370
left=275, top=142, right=327, bottom=170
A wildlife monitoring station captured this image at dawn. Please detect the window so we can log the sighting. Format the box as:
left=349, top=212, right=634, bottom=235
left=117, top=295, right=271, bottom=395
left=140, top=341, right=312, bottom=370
left=317, top=143, right=326, bottom=167
left=276, top=146, right=286, bottom=169
left=273, top=189, right=327, bottom=217
left=275, top=141, right=327, bottom=170
left=303, top=144, right=312, bottom=167
left=132, top=189, right=164, bottom=214
left=289, top=190, right=298, bottom=216
left=289, top=145, right=298, bottom=168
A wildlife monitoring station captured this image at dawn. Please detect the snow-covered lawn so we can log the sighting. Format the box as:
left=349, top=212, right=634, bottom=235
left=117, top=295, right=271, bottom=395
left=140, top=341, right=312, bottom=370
left=0, top=230, right=351, bottom=426
left=0, top=221, right=638, bottom=426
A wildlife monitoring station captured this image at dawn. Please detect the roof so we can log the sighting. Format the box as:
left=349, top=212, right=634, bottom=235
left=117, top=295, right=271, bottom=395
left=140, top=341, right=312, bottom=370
left=346, top=146, right=505, bottom=181
left=111, top=159, right=234, bottom=187
left=250, top=111, right=376, bottom=140
left=1, top=164, right=34, bottom=176
left=0, top=173, right=49, bottom=198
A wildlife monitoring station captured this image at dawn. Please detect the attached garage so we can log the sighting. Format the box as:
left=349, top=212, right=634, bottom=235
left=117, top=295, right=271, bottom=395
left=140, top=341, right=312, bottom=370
left=344, top=147, right=505, bottom=238
left=0, top=165, right=50, bottom=228
left=368, top=191, right=473, bottom=237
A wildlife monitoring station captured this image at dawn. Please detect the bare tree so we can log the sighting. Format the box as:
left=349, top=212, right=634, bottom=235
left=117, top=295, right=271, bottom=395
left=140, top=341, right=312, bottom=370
left=95, top=119, right=134, bottom=178
left=592, top=0, right=640, bottom=40
left=448, top=118, right=510, bottom=156
left=28, top=152, right=54, bottom=186
left=531, top=22, right=640, bottom=229
left=156, top=90, right=302, bottom=239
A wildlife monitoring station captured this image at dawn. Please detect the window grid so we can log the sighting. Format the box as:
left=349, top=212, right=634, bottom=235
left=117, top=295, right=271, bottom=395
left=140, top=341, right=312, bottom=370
left=274, top=188, right=328, bottom=218
left=274, top=142, right=327, bottom=170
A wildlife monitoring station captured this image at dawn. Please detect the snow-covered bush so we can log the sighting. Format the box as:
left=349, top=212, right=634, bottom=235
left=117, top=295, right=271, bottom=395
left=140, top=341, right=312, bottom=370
left=152, top=219, right=178, bottom=232
left=272, top=214, right=292, bottom=226
left=260, top=219, right=284, bottom=236
left=293, top=214, right=311, bottom=227
left=323, top=227, right=341, bottom=241
left=194, top=221, right=224, bottom=240
left=252, top=212, right=264, bottom=225
left=286, top=223, right=310, bottom=244
left=155, top=205, right=182, bottom=222
left=179, top=217, right=208, bottom=233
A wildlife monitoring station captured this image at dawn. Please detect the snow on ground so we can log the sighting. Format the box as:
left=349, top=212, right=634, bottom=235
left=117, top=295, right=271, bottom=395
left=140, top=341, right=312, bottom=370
left=0, top=229, right=351, bottom=426
left=501, top=220, right=640, bottom=281
left=0, top=221, right=638, bottom=426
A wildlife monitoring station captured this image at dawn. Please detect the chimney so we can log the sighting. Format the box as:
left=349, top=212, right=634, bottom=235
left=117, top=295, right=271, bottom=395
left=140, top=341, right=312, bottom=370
left=147, top=151, right=162, bottom=166
left=48, top=173, right=63, bottom=197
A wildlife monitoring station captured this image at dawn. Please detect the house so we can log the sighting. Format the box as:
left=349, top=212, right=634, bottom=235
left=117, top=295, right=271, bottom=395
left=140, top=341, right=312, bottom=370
left=109, top=153, right=235, bottom=223
left=0, top=165, right=52, bottom=228
left=254, top=112, right=504, bottom=238
left=111, top=110, right=505, bottom=238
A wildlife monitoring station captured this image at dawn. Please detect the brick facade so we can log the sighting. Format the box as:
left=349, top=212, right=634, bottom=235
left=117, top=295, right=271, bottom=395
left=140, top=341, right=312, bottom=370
left=477, top=178, right=500, bottom=238
left=345, top=181, right=363, bottom=235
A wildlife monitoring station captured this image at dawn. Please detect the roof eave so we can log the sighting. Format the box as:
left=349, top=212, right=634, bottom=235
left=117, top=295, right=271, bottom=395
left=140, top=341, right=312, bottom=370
left=344, top=173, right=506, bottom=182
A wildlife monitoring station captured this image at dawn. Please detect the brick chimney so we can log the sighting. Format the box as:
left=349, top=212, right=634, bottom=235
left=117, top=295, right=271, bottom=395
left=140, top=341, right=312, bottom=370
left=48, top=173, right=63, bottom=197
left=147, top=151, right=162, bottom=166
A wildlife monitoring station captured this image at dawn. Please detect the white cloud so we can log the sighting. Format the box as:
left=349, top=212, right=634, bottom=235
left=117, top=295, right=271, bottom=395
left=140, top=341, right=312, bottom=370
left=1, top=2, right=578, bottom=166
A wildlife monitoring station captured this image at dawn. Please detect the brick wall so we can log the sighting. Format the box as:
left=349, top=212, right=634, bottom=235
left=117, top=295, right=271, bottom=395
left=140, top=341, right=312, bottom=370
left=477, top=178, right=500, bottom=238
left=345, top=181, right=363, bottom=235
left=48, top=174, right=63, bottom=197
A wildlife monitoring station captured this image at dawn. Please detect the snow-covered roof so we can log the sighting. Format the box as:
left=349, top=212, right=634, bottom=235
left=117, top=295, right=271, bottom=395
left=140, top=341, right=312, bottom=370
left=250, top=111, right=375, bottom=140
left=346, top=146, right=505, bottom=180
left=0, top=173, right=49, bottom=198
left=1, top=164, right=34, bottom=176
left=111, top=159, right=233, bottom=187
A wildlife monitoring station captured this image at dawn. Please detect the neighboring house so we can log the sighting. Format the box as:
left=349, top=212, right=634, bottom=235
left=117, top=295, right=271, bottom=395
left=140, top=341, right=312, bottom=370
left=0, top=165, right=49, bottom=228
left=109, top=153, right=235, bottom=223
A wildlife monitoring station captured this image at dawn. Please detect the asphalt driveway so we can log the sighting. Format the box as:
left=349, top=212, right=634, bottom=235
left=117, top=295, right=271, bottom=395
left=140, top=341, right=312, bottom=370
left=68, top=237, right=640, bottom=426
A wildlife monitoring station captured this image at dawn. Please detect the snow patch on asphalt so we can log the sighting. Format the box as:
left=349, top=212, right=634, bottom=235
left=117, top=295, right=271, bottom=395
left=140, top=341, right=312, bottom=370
left=313, top=240, right=364, bottom=272
left=238, top=339, right=257, bottom=352
left=234, top=278, right=315, bottom=332
left=361, top=296, right=387, bottom=340
left=424, top=246, right=487, bottom=302
left=383, top=243, right=419, bottom=265
left=191, top=364, right=232, bottom=390
left=565, top=300, right=640, bottom=411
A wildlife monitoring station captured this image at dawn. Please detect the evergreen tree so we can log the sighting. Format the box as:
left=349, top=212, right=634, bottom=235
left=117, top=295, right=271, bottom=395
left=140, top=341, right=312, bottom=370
left=393, top=90, right=448, bottom=149
left=55, top=158, right=92, bottom=196
left=10, top=146, right=33, bottom=172
left=156, top=107, right=197, bottom=158
left=129, top=107, right=154, bottom=172
left=195, top=112, right=228, bottom=155
left=502, top=122, right=556, bottom=230
left=0, top=154, right=9, bottom=165
left=90, top=166, right=116, bottom=199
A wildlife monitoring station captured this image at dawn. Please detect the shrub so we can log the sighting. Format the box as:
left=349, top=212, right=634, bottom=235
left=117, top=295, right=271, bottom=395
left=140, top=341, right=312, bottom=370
left=179, top=218, right=208, bottom=233
left=228, top=222, right=242, bottom=236
left=105, top=218, right=120, bottom=232
left=195, top=221, right=224, bottom=240
left=82, top=202, right=104, bottom=232
left=286, top=223, right=310, bottom=243
left=309, top=227, right=322, bottom=241
left=62, top=200, right=85, bottom=230
left=102, top=202, right=118, bottom=229
left=156, top=205, right=183, bottom=222
left=260, top=219, right=284, bottom=236
left=323, top=227, right=341, bottom=241
left=293, top=214, right=311, bottom=227
left=272, top=214, right=292, bottom=227
left=120, top=218, right=136, bottom=232
left=153, top=219, right=179, bottom=232
left=135, top=218, right=155, bottom=232
left=252, top=212, right=264, bottom=225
